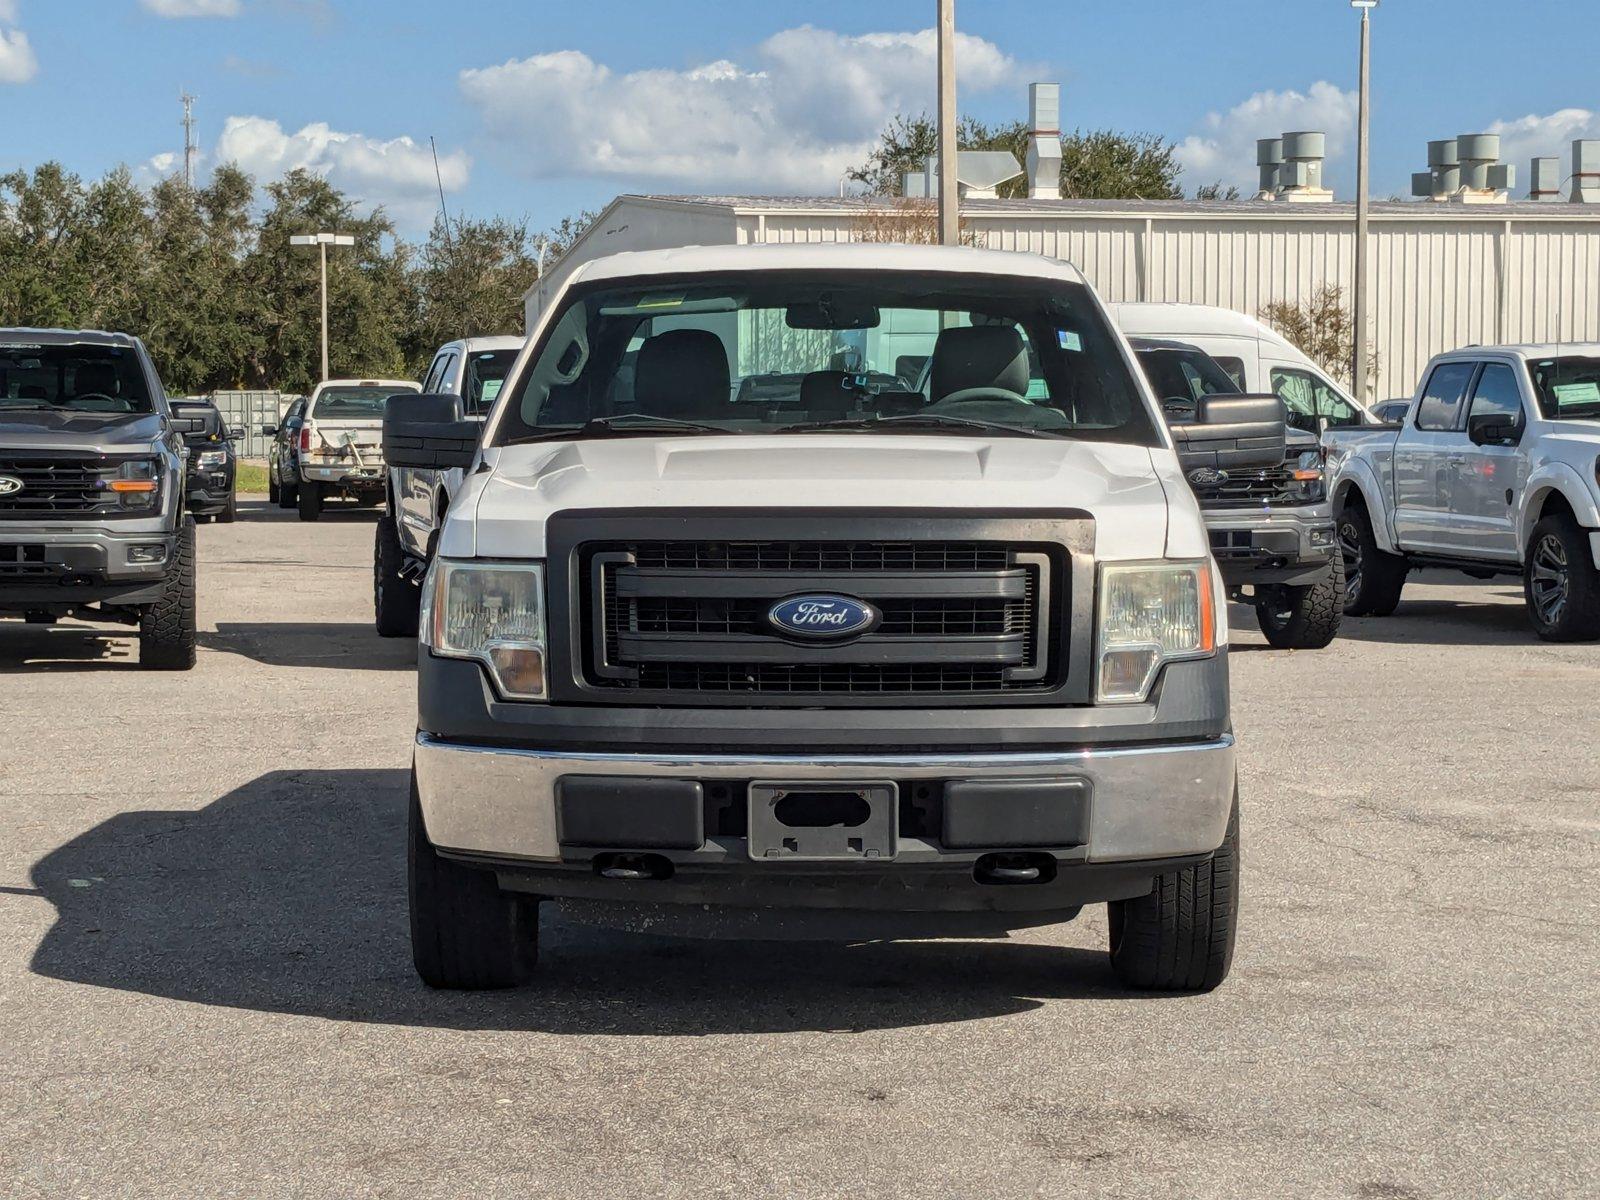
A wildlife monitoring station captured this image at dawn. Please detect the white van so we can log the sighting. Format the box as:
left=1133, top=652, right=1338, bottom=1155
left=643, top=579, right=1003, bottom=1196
left=1106, top=303, right=1375, bottom=433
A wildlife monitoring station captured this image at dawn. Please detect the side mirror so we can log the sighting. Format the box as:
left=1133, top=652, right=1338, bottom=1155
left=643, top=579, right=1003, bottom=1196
left=227, top=426, right=245, bottom=441
left=261, top=424, right=278, bottom=436
left=1169, top=393, right=1287, bottom=471
left=169, top=416, right=206, bottom=435
left=383, top=393, right=478, bottom=469
left=1468, top=412, right=1520, bottom=446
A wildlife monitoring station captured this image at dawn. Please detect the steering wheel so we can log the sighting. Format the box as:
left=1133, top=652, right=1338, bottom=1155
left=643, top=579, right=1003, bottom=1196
left=928, top=386, right=1027, bottom=408
left=70, top=392, right=117, bottom=404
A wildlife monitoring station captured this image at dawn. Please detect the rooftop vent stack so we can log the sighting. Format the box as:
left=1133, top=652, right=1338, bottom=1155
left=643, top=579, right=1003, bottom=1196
left=1573, top=140, right=1600, bottom=202
left=902, top=170, right=930, bottom=199
left=1455, top=133, right=1508, bottom=203
left=1025, top=83, right=1063, bottom=200
left=922, top=151, right=1024, bottom=200
left=1529, top=156, right=1561, bottom=200
left=1278, top=131, right=1332, bottom=202
left=1422, top=139, right=1460, bottom=201
left=1256, top=138, right=1283, bottom=200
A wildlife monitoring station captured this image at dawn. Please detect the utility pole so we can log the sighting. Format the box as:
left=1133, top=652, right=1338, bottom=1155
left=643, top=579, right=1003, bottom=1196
left=936, top=0, right=958, bottom=246
left=290, top=233, right=356, bottom=382
left=1352, top=1, right=1377, bottom=402
left=180, top=90, right=198, bottom=188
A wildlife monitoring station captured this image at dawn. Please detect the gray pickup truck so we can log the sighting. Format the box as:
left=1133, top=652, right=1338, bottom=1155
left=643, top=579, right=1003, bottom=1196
left=0, top=330, right=198, bottom=669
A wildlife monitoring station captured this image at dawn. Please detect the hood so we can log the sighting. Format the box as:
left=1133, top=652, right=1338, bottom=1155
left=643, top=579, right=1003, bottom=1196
left=450, top=435, right=1178, bottom=561
left=0, top=408, right=165, bottom=454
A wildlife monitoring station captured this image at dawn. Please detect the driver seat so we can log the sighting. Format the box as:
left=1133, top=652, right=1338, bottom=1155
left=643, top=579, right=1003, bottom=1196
left=71, top=362, right=121, bottom=406
left=929, top=325, right=1029, bottom=403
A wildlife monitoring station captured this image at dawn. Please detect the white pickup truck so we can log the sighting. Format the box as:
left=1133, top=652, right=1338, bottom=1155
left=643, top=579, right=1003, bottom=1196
left=1327, top=343, right=1600, bottom=640
left=374, top=337, right=521, bottom=636
left=382, top=243, right=1289, bottom=994
left=295, top=378, right=420, bottom=521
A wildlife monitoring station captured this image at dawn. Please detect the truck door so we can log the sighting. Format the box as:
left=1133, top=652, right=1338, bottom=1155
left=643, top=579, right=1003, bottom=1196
left=1393, top=360, right=1476, bottom=552
left=397, top=351, right=454, bottom=557
left=1453, top=361, right=1529, bottom=561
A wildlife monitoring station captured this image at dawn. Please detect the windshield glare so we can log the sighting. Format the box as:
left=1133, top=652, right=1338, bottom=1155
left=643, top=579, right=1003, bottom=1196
left=311, top=386, right=402, bottom=420
left=498, top=271, right=1157, bottom=446
left=1529, top=356, right=1600, bottom=421
left=0, top=344, right=154, bottom=414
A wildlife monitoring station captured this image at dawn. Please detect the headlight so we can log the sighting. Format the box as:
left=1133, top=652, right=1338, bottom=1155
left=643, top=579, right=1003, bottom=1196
left=107, top=459, right=160, bottom=510
left=421, top=560, right=547, bottom=701
left=196, top=449, right=228, bottom=468
left=1096, top=560, right=1217, bottom=703
left=1288, top=448, right=1326, bottom=502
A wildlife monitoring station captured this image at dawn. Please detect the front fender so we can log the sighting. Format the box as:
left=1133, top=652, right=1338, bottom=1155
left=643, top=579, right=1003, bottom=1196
left=1519, top=461, right=1600, bottom=548
left=1331, top=457, right=1397, bottom=553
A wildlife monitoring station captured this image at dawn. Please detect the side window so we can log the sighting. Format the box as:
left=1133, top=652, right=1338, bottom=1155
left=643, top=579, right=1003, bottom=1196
left=434, top=353, right=458, bottom=396
left=421, top=354, right=448, bottom=394
left=1270, top=366, right=1361, bottom=433
left=1466, top=363, right=1524, bottom=428
left=1416, top=362, right=1477, bottom=432
left=1213, top=356, right=1246, bottom=390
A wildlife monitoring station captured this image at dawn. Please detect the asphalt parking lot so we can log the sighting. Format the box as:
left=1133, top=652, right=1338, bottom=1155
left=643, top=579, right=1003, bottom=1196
left=1, top=500, right=1595, bottom=1199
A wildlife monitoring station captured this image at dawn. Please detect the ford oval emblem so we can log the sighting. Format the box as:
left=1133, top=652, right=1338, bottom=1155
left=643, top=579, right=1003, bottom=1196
left=0, top=474, right=22, bottom=497
left=767, top=594, right=879, bottom=640
left=1188, top=466, right=1229, bottom=488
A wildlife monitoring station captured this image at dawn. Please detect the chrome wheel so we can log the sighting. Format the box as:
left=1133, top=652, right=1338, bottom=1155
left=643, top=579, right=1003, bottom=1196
left=1530, top=534, right=1570, bottom=627
left=1338, top=518, right=1363, bottom=608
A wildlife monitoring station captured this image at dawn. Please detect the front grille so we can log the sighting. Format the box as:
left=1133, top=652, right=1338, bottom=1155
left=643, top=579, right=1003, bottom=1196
left=0, top=454, right=144, bottom=520
left=1191, top=464, right=1299, bottom=508
left=583, top=539, right=1058, bottom=700
left=0, top=542, right=51, bottom=578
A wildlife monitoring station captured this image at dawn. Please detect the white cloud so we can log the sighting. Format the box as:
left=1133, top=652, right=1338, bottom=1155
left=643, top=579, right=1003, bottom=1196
left=0, top=0, right=35, bottom=86
left=140, top=0, right=242, bottom=17
left=1176, top=81, right=1358, bottom=195
left=213, top=115, right=470, bottom=225
left=1488, top=108, right=1600, bottom=176
left=459, top=24, right=1020, bottom=192
left=0, top=2, right=19, bottom=23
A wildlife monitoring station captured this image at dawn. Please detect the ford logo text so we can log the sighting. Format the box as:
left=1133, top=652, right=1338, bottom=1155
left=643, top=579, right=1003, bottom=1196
left=767, top=594, right=879, bottom=640
left=1187, top=467, right=1229, bottom=488
left=0, top=475, right=23, bottom=497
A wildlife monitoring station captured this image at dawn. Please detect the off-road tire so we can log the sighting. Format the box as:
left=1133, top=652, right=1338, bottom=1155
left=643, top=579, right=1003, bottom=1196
left=1256, top=555, right=1345, bottom=649
left=297, top=480, right=322, bottom=522
left=138, top=516, right=197, bottom=671
left=1107, top=791, right=1239, bottom=992
left=217, top=490, right=237, bottom=524
left=277, top=474, right=297, bottom=509
left=374, top=512, right=422, bottom=638
left=268, top=476, right=280, bottom=505
left=409, top=776, right=540, bottom=989
left=1338, top=502, right=1406, bottom=616
left=1525, top=513, right=1600, bottom=642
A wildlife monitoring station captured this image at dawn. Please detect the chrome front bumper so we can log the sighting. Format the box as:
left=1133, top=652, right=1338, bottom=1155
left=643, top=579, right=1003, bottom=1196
left=413, top=732, right=1237, bottom=866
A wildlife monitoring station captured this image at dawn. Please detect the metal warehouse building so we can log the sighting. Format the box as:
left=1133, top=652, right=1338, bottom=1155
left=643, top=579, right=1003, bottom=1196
left=528, top=194, right=1600, bottom=402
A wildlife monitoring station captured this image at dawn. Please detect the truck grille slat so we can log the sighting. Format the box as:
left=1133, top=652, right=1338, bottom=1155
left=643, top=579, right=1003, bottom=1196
left=0, top=454, right=145, bottom=519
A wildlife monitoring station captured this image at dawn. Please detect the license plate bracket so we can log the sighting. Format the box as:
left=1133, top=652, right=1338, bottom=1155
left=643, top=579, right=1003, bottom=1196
left=747, top=781, right=897, bottom=862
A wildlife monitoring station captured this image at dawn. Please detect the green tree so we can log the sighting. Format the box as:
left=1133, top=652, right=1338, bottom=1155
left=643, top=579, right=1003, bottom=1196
left=1260, top=284, right=1379, bottom=389
left=848, top=113, right=1183, bottom=200
left=412, top=213, right=539, bottom=360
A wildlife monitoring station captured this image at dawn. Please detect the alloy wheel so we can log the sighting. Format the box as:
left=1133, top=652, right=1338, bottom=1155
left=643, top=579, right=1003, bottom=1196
left=1530, top=534, right=1570, bottom=627
left=1338, top=519, right=1363, bottom=608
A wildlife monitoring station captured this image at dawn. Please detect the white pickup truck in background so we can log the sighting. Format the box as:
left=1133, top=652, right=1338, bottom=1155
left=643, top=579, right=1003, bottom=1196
left=1327, top=343, right=1600, bottom=640
left=295, top=378, right=420, bottom=522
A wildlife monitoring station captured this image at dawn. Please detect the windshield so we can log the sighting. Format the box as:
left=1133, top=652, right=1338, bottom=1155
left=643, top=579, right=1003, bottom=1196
left=0, top=343, right=154, bottom=414
left=466, top=350, right=517, bottom=415
left=310, top=385, right=405, bottom=421
left=1528, top=356, right=1600, bottom=421
left=1133, top=345, right=1241, bottom=422
left=497, top=271, right=1158, bottom=446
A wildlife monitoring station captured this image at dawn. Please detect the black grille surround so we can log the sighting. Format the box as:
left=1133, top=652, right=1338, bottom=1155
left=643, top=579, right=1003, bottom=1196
left=0, top=450, right=153, bottom=520
left=544, top=510, right=1096, bottom=709
left=1188, top=462, right=1304, bottom=509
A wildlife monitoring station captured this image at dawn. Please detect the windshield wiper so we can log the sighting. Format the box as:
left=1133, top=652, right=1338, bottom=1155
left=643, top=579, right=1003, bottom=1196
left=778, top=413, right=1050, bottom=438
left=529, top=413, right=733, bottom=441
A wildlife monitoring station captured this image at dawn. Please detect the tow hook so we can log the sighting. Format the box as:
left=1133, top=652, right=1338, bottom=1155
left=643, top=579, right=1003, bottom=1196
left=974, top=852, right=1056, bottom=885
left=595, top=853, right=674, bottom=881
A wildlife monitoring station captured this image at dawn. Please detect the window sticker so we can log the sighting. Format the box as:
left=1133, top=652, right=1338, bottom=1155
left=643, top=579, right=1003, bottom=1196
left=1552, top=381, right=1600, bottom=406
left=479, top=380, right=503, bottom=404
left=1057, top=330, right=1082, bottom=352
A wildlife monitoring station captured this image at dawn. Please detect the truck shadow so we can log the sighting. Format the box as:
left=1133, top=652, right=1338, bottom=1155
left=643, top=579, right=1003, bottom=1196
left=1335, top=591, right=1535, bottom=647
left=24, top=769, right=1153, bottom=1035
left=199, top=622, right=416, bottom=670
left=0, top=624, right=136, bottom=671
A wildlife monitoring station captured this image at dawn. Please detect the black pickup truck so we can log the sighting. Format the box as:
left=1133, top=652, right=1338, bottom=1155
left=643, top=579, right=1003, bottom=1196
left=0, top=330, right=198, bottom=669
left=170, top=399, right=239, bottom=523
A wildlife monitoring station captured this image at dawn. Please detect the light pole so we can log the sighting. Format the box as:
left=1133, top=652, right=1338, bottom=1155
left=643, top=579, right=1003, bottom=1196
left=1351, top=0, right=1376, bottom=402
left=290, top=232, right=355, bottom=382
left=936, top=0, right=958, bottom=246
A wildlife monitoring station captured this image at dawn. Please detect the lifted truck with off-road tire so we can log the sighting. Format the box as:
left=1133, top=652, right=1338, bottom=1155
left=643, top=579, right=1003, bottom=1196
left=0, top=330, right=199, bottom=669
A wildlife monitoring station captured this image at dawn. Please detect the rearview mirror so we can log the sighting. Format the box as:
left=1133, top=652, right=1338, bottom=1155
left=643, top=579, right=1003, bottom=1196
left=383, top=393, right=479, bottom=469
left=1169, top=393, right=1287, bottom=471
left=786, top=296, right=880, bottom=330
left=1468, top=412, right=1520, bottom=446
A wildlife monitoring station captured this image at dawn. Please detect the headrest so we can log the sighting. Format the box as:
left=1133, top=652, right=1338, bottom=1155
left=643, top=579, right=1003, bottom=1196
left=73, top=362, right=120, bottom=397
left=930, top=325, right=1029, bottom=402
left=798, top=370, right=854, bottom=417
left=634, top=329, right=730, bottom=418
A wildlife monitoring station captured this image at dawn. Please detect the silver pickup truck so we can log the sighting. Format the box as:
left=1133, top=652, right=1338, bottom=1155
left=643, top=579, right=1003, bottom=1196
left=1327, top=343, right=1600, bottom=640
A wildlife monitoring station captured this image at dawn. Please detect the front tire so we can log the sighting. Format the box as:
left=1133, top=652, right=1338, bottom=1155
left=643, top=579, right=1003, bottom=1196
left=1338, top=502, right=1406, bottom=616
left=409, top=776, right=540, bottom=989
left=297, top=480, right=322, bottom=522
left=1107, top=792, right=1239, bottom=992
left=374, top=512, right=422, bottom=638
left=268, top=476, right=280, bottom=505
left=1525, top=513, right=1600, bottom=642
left=217, top=490, right=237, bottom=524
left=139, top=516, right=197, bottom=671
left=1255, top=555, right=1345, bottom=649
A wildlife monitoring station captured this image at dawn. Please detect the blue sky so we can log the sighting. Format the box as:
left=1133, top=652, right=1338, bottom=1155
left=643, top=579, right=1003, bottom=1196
left=2, top=0, right=1597, bottom=235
